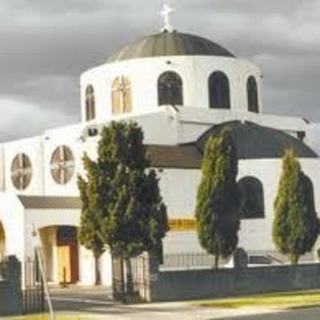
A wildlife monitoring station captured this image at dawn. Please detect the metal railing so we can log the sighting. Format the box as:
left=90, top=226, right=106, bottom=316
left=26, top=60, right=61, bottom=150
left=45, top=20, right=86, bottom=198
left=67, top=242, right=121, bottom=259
left=22, top=260, right=45, bottom=315
left=161, top=252, right=224, bottom=270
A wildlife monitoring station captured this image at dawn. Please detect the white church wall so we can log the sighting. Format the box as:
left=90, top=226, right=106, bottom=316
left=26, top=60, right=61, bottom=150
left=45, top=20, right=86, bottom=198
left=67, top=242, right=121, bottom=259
left=238, top=158, right=320, bottom=251
left=158, top=168, right=200, bottom=220
left=299, top=159, right=320, bottom=213
left=84, top=109, right=180, bottom=146
left=43, top=125, right=84, bottom=197
left=237, top=159, right=281, bottom=251
left=0, top=193, right=25, bottom=260
left=175, top=107, right=309, bottom=144
left=306, top=123, right=320, bottom=155
left=0, top=145, right=5, bottom=191
left=4, top=137, right=44, bottom=195
left=80, top=55, right=262, bottom=124
left=78, top=247, right=112, bottom=286
left=25, top=209, right=81, bottom=230
left=79, top=246, right=95, bottom=285
left=163, top=231, right=202, bottom=254
left=158, top=158, right=320, bottom=254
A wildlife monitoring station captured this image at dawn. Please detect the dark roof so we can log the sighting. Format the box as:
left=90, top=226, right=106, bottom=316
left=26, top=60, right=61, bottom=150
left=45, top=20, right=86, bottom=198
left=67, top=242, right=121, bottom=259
left=145, top=122, right=318, bottom=169
left=18, top=196, right=81, bottom=209
left=107, top=31, right=235, bottom=63
left=197, top=121, right=318, bottom=160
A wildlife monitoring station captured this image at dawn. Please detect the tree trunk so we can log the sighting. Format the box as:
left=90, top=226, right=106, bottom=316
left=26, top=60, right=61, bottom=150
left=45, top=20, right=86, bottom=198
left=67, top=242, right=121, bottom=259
left=125, top=257, right=134, bottom=296
left=94, top=252, right=101, bottom=286
left=291, top=254, right=299, bottom=265
left=214, top=254, right=220, bottom=269
left=120, top=258, right=125, bottom=297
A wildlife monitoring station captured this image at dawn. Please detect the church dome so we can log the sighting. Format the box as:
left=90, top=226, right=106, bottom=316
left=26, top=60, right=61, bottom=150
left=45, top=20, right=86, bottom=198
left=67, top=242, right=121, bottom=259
left=196, top=121, right=318, bottom=159
left=107, top=31, right=235, bottom=63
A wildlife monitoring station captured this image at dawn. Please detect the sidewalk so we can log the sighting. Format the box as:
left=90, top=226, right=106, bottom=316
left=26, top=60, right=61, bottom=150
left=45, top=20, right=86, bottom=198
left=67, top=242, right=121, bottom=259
left=49, top=286, right=281, bottom=320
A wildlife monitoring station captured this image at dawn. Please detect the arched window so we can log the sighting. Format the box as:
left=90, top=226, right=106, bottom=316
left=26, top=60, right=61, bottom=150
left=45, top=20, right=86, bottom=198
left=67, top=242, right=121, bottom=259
left=158, top=71, right=183, bottom=106
left=247, top=76, right=259, bottom=113
left=208, top=71, right=230, bottom=109
left=238, top=176, right=264, bottom=219
left=111, top=76, right=132, bottom=115
left=301, top=174, right=316, bottom=213
left=85, top=85, right=95, bottom=121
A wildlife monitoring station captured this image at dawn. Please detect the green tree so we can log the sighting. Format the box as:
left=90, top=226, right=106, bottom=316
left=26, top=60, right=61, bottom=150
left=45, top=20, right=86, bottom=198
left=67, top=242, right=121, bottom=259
left=273, top=149, right=319, bottom=264
left=195, top=130, right=240, bottom=268
left=79, top=121, right=169, bottom=294
left=78, top=161, right=105, bottom=285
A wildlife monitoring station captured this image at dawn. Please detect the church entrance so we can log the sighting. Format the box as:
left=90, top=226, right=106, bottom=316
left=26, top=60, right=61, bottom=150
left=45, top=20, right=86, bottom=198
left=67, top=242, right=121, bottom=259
left=0, top=222, right=6, bottom=260
left=57, top=226, right=79, bottom=284
left=39, top=225, right=79, bottom=284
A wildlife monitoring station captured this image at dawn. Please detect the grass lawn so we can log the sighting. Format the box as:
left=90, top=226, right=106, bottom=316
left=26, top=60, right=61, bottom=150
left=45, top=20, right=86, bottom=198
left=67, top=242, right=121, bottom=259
left=196, top=290, right=320, bottom=309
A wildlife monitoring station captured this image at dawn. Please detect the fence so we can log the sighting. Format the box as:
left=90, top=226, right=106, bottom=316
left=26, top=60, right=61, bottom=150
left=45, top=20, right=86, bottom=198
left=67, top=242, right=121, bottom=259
left=111, top=250, right=320, bottom=303
left=112, top=255, right=150, bottom=302
left=22, top=259, right=45, bottom=315
left=0, top=256, right=22, bottom=315
left=161, top=252, right=230, bottom=270
left=152, top=263, right=320, bottom=302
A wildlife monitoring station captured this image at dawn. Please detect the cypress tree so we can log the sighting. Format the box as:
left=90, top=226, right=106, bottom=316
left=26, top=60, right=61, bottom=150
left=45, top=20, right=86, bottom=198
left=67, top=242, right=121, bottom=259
left=195, top=130, right=240, bottom=268
left=80, top=121, right=168, bottom=294
left=273, top=149, right=319, bottom=264
left=78, top=157, right=105, bottom=285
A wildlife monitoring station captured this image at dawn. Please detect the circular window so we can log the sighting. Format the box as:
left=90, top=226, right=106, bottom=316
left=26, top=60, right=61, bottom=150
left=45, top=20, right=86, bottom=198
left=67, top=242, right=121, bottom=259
left=11, top=153, right=32, bottom=190
left=50, top=145, right=75, bottom=185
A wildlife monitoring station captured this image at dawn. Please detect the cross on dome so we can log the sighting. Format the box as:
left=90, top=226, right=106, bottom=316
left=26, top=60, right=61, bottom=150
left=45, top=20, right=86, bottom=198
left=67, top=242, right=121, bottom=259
left=161, top=0, right=175, bottom=33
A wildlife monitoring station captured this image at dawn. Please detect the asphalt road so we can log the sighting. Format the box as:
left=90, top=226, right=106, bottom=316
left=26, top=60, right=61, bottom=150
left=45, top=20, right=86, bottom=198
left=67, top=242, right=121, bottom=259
left=220, top=307, right=320, bottom=320
left=223, top=308, right=320, bottom=320
left=49, top=286, right=320, bottom=320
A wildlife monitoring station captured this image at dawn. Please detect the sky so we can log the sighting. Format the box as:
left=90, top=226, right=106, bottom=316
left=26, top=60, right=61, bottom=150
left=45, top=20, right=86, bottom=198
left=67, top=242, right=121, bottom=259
left=1, top=0, right=320, bottom=141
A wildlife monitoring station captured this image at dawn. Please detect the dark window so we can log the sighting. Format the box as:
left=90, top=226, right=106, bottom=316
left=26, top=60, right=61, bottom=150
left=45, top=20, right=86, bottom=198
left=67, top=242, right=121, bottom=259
left=302, top=174, right=316, bottom=213
left=85, top=85, right=96, bottom=121
left=158, top=71, right=183, bottom=106
left=238, top=176, right=264, bottom=219
left=208, top=71, right=231, bottom=109
left=297, top=131, right=306, bottom=141
left=247, top=76, right=259, bottom=113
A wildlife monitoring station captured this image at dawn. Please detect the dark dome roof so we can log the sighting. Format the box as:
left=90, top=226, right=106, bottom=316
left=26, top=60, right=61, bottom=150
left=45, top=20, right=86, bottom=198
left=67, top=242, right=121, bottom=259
left=196, top=121, right=318, bottom=159
left=107, top=31, right=235, bottom=63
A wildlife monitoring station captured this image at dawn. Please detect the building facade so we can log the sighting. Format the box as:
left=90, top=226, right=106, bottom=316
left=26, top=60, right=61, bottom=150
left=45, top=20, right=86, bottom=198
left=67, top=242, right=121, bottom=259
left=0, top=28, right=320, bottom=286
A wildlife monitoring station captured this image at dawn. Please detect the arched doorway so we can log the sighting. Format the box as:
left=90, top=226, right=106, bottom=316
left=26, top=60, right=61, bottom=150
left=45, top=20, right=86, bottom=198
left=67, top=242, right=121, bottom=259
left=39, top=226, right=79, bottom=284
left=0, top=222, right=5, bottom=260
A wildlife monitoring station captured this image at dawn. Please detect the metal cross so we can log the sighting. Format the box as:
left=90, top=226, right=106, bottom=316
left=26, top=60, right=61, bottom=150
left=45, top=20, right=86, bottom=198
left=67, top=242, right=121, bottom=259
left=161, top=0, right=175, bottom=32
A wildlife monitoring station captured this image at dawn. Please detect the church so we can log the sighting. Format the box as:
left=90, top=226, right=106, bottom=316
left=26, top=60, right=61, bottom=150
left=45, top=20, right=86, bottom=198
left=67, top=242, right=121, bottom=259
left=0, top=3, right=320, bottom=287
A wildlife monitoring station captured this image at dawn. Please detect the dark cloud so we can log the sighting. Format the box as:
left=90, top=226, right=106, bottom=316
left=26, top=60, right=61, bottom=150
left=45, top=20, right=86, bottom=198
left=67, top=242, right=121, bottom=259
left=1, top=0, right=320, bottom=141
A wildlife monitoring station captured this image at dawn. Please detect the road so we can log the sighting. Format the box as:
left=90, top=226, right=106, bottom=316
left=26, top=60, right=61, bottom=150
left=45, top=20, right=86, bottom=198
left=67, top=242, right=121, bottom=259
left=227, top=308, right=320, bottom=320
left=49, top=286, right=320, bottom=320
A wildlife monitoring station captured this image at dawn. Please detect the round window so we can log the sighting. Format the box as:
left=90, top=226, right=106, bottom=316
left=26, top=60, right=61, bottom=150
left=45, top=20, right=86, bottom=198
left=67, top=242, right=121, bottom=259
left=11, top=153, right=32, bottom=190
left=50, top=145, right=75, bottom=185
